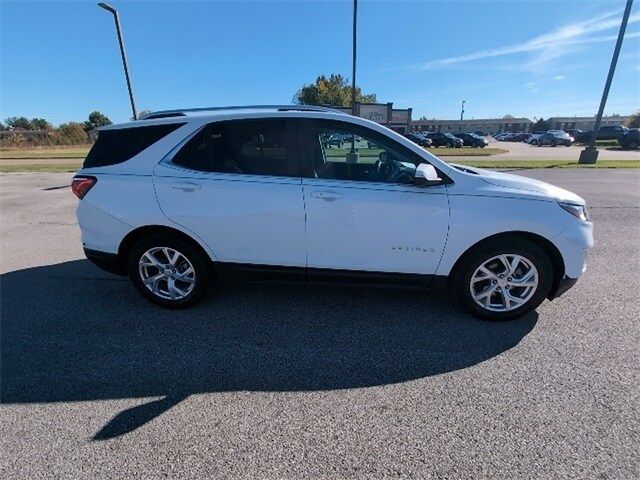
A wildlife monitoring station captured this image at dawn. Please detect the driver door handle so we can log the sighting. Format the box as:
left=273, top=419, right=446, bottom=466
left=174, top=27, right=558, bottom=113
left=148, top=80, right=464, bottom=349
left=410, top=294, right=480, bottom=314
left=171, top=181, right=201, bottom=192
left=310, top=191, right=343, bottom=201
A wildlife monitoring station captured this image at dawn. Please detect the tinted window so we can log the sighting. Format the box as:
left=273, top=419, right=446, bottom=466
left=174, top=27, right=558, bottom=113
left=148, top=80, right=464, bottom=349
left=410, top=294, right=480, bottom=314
left=172, top=119, right=291, bottom=177
left=83, top=123, right=184, bottom=168
left=299, top=120, right=424, bottom=185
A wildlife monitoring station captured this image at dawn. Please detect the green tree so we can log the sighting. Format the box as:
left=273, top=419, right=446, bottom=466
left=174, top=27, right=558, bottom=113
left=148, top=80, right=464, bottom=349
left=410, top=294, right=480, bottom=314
left=628, top=110, right=640, bottom=128
left=4, top=116, right=34, bottom=130
left=55, top=122, right=89, bottom=144
left=84, top=111, right=112, bottom=131
left=295, top=74, right=377, bottom=107
left=30, top=118, right=52, bottom=130
left=532, top=117, right=551, bottom=131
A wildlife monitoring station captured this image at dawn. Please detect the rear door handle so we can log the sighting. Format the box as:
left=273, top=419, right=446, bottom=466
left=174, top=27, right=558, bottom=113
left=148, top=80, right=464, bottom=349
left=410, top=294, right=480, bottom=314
left=310, top=191, right=343, bottom=201
left=171, top=181, right=201, bottom=192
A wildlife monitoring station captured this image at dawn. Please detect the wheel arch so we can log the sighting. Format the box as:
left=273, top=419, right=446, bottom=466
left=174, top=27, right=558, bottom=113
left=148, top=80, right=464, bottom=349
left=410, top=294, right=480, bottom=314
left=448, top=231, right=565, bottom=299
left=117, top=225, right=218, bottom=276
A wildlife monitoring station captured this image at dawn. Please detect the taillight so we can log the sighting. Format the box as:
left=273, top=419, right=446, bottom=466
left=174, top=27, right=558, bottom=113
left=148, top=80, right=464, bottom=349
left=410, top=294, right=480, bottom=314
left=71, top=176, right=97, bottom=199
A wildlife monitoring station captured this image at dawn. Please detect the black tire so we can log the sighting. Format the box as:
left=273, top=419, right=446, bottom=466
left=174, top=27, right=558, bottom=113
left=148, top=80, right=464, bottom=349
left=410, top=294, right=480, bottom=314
left=551, top=141, right=556, bottom=147
left=452, top=237, right=554, bottom=321
left=629, top=141, right=638, bottom=150
left=127, top=233, right=210, bottom=308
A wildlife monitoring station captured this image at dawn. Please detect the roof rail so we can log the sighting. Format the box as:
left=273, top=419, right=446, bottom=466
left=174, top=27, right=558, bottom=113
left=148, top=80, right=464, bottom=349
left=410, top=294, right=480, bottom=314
left=139, top=104, right=348, bottom=120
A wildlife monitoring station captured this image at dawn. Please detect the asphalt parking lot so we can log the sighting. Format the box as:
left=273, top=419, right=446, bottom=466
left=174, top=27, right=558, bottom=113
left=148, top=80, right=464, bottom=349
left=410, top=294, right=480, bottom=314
left=1, top=170, right=639, bottom=479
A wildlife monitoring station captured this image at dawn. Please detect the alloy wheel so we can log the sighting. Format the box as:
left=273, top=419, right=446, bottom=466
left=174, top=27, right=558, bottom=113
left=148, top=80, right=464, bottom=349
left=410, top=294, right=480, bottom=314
left=470, top=254, right=539, bottom=312
left=138, top=247, right=196, bottom=300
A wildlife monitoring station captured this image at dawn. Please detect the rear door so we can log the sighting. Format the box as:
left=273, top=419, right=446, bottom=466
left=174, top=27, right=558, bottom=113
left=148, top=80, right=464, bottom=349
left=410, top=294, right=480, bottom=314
left=153, top=118, right=306, bottom=268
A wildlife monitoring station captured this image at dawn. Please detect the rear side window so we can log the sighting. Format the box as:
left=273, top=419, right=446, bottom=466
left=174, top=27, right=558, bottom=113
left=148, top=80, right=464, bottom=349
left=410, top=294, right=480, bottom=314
left=171, top=119, right=292, bottom=177
left=83, top=123, right=185, bottom=168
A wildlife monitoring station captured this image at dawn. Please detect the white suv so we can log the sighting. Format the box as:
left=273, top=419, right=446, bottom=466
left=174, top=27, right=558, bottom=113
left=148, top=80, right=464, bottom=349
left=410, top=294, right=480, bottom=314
left=72, top=105, right=593, bottom=320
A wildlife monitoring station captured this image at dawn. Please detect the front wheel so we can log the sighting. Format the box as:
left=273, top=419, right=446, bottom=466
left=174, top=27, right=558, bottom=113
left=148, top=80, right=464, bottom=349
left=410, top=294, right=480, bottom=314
left=128, top=234, right=210, bottom=308
left=551, top=141, right=557, bottom=147
left=453, top=238, right=553, bottom=321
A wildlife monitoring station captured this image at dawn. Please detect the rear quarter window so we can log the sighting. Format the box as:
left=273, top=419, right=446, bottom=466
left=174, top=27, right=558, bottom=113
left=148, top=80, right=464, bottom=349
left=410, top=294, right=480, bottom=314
left=83, top=123, right=185, bottom=168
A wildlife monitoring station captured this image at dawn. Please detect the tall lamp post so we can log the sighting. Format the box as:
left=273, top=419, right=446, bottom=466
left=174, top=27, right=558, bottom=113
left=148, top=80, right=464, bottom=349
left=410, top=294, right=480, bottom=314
left=348, top=0, right=358, bottom=155
left=579, top=0, right=634, bottom=164
left=459, top=100, right=466, bottom=132
left=98, top=3, right=138, bottom=120
left=351, top=0, right=358, bottom=117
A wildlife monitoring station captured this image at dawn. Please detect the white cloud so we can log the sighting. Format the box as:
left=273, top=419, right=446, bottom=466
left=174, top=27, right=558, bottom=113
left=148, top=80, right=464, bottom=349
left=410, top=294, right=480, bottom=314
left=407, top=10, right=640, bottom=72
left=553, top=75, right=565, bottom=80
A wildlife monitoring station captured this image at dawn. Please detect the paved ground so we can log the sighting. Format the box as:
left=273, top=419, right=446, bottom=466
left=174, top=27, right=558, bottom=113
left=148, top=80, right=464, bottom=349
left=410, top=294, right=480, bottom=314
left=443, top=140, right=639, bottom=161
left=1, top=170, right=639, bottom=479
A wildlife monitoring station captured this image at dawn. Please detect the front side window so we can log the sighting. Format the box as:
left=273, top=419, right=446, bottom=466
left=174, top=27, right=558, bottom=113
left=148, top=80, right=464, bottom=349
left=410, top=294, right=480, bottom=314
left=172, top=119, right=291, bottom=177
left=300, top=120, right=424, bottom=185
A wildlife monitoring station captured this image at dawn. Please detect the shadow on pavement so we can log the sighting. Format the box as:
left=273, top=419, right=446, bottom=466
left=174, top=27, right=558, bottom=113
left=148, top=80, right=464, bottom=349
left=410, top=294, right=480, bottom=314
left=1, top=260, right=537, bottom=440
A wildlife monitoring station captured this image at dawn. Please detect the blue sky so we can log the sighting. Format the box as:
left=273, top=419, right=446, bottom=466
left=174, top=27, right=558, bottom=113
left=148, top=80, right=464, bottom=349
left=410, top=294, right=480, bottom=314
left=1, top=0, right=638, bottom=124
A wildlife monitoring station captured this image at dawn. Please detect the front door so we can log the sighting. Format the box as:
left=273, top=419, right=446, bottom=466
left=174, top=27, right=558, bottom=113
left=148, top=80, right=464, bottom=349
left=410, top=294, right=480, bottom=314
left=297, top=119, right=450, bottom=277
left=153, top=118, right=306, bottom=268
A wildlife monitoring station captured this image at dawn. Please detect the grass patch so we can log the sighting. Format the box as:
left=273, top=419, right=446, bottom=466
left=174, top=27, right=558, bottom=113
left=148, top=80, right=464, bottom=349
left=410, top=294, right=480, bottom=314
left=2, top=158, right=638, bottom=173
left=0, top=163, right=82, bottom=173
left=0, top=147, right=90, bottom=159
left=452, top=159, right=640, bottom=169
left=430, top=147, right=507, bottom=156
left=574, top=140, right=619, bottom=147
left=325, top=147, right=508, bottom=157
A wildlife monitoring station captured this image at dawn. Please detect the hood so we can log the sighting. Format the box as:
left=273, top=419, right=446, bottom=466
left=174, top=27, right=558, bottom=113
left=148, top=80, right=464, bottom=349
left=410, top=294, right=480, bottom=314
left=460, top=166, right=586, bottom=205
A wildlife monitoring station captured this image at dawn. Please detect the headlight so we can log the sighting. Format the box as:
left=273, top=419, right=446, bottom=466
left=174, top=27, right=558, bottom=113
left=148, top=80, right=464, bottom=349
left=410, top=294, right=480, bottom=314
left=558, top=201, right=591, bottom=221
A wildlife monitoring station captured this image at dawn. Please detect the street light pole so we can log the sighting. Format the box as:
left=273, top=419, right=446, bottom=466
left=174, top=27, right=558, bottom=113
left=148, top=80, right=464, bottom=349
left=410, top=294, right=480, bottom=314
left=351, top=0, right=358, bottom=116
left=98, top=3, right=138, bottom=120
left=349, top=0, right=358, bottom=155
left=459, top=100, right=466, bottom=132
left=579, top=0, right=633, bottom=164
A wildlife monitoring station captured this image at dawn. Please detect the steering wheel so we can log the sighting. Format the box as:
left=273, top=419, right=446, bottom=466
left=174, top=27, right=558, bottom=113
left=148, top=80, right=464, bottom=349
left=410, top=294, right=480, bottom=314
left=374, top=152, right=394, bottom=181
left=374, top=152, right=413, bottom=184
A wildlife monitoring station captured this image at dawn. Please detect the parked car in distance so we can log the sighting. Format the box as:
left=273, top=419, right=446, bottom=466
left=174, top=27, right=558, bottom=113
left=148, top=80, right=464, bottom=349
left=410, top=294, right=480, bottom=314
left=618, top=128, right=639, bottom=150
left=528, top=133, right=542, bottom=145
left=512, top=133, right=531, bottom=142
left=405, top=132, right=433, bottom=148
left=564, top=129, right=583, bottom=139
left=72, top=104, right=593, bottom=321
left=452, top=132, right=489, bottom=147
left=425, top=132, right=463, bottom=148
left=576, top=124, right=628, bottom=143
left=473, top=131, right=487, bottom=136
left=537, top=131, right=574, bottom=147
left=496, top=132, right=520, bottom=141
left=323, top=132, right=352, bottom=148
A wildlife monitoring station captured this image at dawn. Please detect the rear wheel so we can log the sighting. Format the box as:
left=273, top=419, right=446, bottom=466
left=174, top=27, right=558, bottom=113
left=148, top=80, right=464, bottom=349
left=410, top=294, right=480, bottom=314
left=453, top=238, right=553, bottom=321
left=550, top=140, right=557, bottom=147
left=127, top=234, right=210, bottom=308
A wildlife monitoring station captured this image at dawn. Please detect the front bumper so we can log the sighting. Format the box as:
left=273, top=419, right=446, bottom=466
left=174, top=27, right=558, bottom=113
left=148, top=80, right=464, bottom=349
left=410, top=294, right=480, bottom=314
left=553, top=219, right=594, bottom=279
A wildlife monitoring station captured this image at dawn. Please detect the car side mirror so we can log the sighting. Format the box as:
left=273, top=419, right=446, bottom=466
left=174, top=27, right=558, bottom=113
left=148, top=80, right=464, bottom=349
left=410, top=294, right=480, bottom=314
left=413, top=163, right=442, bottom=186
